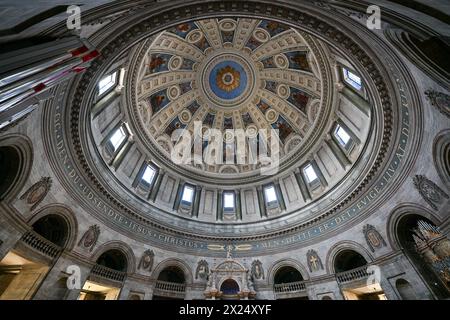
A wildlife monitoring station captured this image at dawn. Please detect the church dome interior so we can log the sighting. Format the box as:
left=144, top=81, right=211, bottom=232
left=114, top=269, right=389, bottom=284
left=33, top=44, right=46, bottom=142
left=87, top=17, right=374, bottom=233
left=0, top=0, right=449, bottom=304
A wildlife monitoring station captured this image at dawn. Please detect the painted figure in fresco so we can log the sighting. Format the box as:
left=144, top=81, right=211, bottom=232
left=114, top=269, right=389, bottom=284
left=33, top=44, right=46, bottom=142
left=258, top=101, right=270, bottom=114
left=265, top=81, right=277, bottom=93
left=242, top=113, right=253, bottom=126
left=247, top=36, right=261, bottom=50
left=265, top=21, right=287, bottom=34
left=274, top=120, right=292, bottom=141
left=165, top=119, right=183, bottom=136
left=292, top=91, right=309, bottom=110
left=195, top=36, right=209, bottom=51
left=290, top=53, right=310, bottom=71
left=151, top=94, right=166, bottom=111
left=176, top=23, right=191, bottom=33
left=149, top=55, right=166, bottom=73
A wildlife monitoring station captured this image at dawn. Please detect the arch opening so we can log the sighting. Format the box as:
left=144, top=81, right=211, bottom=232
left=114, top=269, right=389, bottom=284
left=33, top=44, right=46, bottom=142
left=396, top=214, right=450, bottom=299
left=96, top=249, right=128, bottom=272
left=334, top=250, right=367, bottom=273
left=0, top=146, right=21, bottom=200
left=274, top=266, right=304, bottom=284
left=220, top=279, right=240, bottom=296
left=157, top=266, right=186, bottom=284
left=32, top=214, right=69, bottom=248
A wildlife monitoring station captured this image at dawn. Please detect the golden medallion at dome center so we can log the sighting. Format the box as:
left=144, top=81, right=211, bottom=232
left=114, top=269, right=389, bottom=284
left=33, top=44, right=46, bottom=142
left=216, top=65, right=241, bottom=92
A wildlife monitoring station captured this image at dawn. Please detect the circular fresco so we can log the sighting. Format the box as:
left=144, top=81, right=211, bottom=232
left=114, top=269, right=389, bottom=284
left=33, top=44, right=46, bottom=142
left=209, top=61, right=247, bottom=100
left=201, top=53, right=256, bottom=109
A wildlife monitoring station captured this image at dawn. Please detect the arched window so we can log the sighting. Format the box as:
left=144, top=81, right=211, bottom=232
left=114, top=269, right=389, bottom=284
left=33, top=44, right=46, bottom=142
left=32, top=214, right=69, bottom=247
left=274, top=266, right=303, bottom=284
left=96, top=249, right=128, bottom=272
left=157, top=266, right=185, bottom=284
left=334, top=250, right=367, bottom=273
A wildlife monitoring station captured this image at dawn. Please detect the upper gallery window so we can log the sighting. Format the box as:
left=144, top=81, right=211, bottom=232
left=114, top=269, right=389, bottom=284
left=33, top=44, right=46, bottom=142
left=98, top=71, right=118, bottom=95
left=223, top=192, right=235, bottom=210
left=264, top=185, right=277, bottom=203
left=303, top=163, right=318, bottom=183
left=141, top=164, right=157, bottom=185
left=334, top=124, right=351, bottom=147
left=181, top=185, right=195, bottom=204
left=109, top=126, right=127, bottom=152
left=342, top=68, right=362, bottom=91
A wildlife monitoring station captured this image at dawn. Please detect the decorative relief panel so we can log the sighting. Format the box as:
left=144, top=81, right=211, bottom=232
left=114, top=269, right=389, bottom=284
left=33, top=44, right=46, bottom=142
left=363, top=224, right=386, bottom=252
left=251, top=259, right=264, bottom=280
left=307, top=249, right=323, bottom=272
left=233, top=18, right=260, bottom=50
left=425, top=89, right=450, bottom=118
left=258, top=90, right=307, bottom=130
left=160, top=176, right=176, bottom=203
left=202, top=190, right=215, bottom=215
left=138, top=249, right=155, bottom=271
left=260, top=69, right=320, bottom=97
left=196, top=19, right=222, bottom=49
left=20, top=177, right=52, bottom=211
left=251, top=31, right=306, bottom=61
left=140, top=71, right=195, bottom=98
left=152, top=34, right=205, bottom=61
left=244, top=189, right=256, bottom=215
left=77, top=225, right=100, bottom=252
left=413, top=175, right=449, bottom=211
left=283, top=175, right=299, bottom=203
left=195, top=259, right=209, bottom=280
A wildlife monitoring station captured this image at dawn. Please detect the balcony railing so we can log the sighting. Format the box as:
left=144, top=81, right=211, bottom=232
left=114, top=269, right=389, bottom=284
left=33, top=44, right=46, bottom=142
left=155, top=280, right=186, bottom=292
left=91, top=264, right=126, bottom=282
left=20, top=230, right=61, bottom=258
left=336, top=265, right=371, bottom=284
left=274, top=280, right=306, bottom=293
left=153, top=280, right=186, bottom=298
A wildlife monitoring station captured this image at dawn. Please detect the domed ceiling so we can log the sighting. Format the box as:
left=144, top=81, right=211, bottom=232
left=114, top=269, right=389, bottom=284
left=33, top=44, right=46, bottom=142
left=134, top=18, right=324, bottom=178
left=79, top=9, right=381, bottom=241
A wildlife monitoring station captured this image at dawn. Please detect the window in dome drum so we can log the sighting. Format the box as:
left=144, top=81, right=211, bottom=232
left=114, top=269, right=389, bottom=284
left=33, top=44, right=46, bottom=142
left=343, top=68, right=362, bottom=91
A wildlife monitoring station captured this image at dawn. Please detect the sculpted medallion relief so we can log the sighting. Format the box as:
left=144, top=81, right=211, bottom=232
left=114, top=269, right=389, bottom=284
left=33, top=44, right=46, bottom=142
left=20, top=177, right=52, bottom=211
left=78, top=225, right=100, bottom=252
left=251, top=259, right=264, bottom=280
left=138, top=249, right=155, bottom=271
left=195, top=259, right=209, bottom=280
